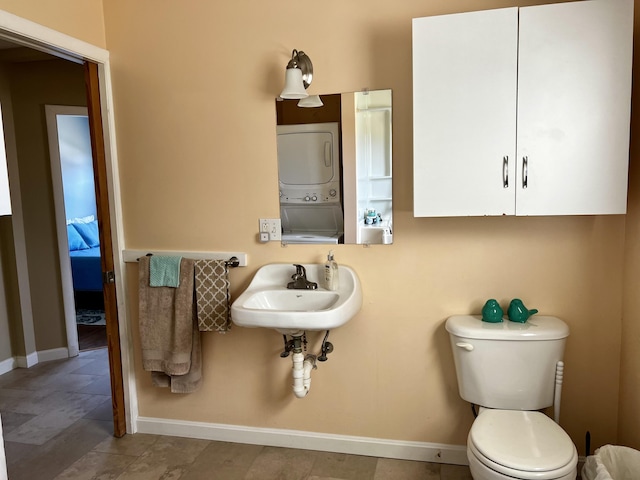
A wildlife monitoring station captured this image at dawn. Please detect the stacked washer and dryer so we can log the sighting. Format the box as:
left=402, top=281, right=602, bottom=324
left=277, top=122, right=344, bottom=244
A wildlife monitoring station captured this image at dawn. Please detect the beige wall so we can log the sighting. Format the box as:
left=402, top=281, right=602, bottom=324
left=1, top=0, right=637, bottom=453
left=0, top=0, right=105, bottom=48
left=101, top=0, right=629, bottom=452
left=0, top=65, right=21, bottom=360
left=0, top=228, right=12, bottom=363
left=619, top=1, right=640, bottom=449
left=6, top=59, right=86, bottom=351
left=0, top=216, right=22, bottom=358
left=620, top=144, right=640, bottom=447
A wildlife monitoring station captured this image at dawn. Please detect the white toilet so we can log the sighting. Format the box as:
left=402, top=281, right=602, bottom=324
left=446, top=315, right=578, bottom=480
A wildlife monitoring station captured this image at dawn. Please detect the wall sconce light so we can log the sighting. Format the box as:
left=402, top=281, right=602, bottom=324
left=298, top=94, right=324, bottom=108
left=280, top=49, right=313, bottom=99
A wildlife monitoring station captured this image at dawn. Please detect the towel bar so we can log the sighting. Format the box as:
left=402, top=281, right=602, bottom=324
left=136, top=254, right=239, bottom=268
left=225, top=256, right=240, bottom=268
left=123, top=250, right=247, bottom=267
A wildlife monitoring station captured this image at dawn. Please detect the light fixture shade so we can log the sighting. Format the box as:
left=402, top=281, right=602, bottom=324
left=298, top=94, right=323, bottom=108
left=280, top=68, right=308, bottom=99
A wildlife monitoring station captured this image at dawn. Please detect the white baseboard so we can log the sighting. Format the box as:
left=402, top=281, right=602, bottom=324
left=12, top=347, right=69, bottom=370
left=0, top=357, right=15, bottom=375
left=136, top=417, right=469, bottom=466
left=14, top=351, right=38, bottom=368
left=37, top=347, right=69, bottom=363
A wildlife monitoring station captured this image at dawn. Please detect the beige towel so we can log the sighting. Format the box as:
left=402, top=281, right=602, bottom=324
left=194, top=259, right=231, bottom=332
left=150, top=311, right=202, bottom=393
left=138, top=256, right=202, bottom=392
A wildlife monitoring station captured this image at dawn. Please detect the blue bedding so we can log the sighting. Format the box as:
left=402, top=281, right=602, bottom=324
left=69, top=246, right=103, bottom=292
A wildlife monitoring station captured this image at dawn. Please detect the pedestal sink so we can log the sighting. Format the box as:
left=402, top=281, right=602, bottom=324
left=231, top=263, right=362, bottom=335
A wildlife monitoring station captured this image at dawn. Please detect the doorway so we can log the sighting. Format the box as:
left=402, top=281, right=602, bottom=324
left=0, top=16, right=129, bottom=437
left=45, top=105, right=107, bottom=352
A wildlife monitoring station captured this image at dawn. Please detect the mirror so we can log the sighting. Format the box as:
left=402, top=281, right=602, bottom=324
left=275, top=89, right=393, bottom=245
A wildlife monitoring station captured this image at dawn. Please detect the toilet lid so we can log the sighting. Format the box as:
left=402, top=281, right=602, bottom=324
left=469, top=410, right=576, bottom=473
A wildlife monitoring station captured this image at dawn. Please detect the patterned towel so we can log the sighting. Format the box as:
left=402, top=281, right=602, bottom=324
left=194, top=259, right=231, bottom=332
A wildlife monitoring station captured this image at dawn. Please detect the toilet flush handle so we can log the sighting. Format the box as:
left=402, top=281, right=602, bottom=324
left=455, top=342, right=474, bottom=352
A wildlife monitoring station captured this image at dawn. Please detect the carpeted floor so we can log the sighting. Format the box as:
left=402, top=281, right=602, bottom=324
left=76, top=309, right=106, bottom=326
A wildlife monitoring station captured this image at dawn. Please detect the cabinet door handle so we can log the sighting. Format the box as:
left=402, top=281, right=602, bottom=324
left=503, top=156, right=509, bottom=188
left=522, top=156, right=528, bottom=189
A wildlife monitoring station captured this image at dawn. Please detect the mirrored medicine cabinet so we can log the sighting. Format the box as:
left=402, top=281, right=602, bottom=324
left=275, top=89, right=393, bottom=245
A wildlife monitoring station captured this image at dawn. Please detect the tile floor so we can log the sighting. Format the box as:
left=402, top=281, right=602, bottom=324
left=1, top=348, right=473, bottom=479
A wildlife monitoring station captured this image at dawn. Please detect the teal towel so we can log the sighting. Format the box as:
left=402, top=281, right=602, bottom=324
left=149, top=256, right=182, bottom=287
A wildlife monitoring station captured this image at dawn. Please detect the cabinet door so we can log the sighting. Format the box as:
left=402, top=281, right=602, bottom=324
left=413, top=8, right=518, bottom=217
left=516, top=0, right=633, bottom=216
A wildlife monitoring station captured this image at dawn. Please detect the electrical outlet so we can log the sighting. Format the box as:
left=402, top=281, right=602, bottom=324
left=258, top=218, right=281, bottom=242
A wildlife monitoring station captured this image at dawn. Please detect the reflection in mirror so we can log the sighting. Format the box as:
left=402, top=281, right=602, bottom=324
left=275, top=89, right=392, bottom=245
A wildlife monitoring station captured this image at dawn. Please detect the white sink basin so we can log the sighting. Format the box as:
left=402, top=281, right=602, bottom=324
left=231, top=263, right=362, bottom=334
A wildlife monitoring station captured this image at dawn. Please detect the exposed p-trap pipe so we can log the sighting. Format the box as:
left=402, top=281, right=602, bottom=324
left=292, top=351, right=316, bottom=398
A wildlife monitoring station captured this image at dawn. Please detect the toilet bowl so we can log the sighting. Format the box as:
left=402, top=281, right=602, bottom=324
left=467, top=410, right=577, bottom=480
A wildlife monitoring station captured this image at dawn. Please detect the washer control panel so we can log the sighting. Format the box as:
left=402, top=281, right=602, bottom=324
left=280, top=184, right=340, bottom=204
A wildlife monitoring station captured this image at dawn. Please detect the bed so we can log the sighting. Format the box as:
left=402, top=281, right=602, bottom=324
left=69, top=246, right=103, bottom=291
left=67, top=220, right=103, bottom=292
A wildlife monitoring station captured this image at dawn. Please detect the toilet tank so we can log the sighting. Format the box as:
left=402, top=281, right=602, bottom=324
left=445, top=315, right=569, bottom=410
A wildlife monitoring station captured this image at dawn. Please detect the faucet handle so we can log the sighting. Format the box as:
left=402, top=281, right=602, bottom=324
left=293, top=264, right=306, bottom=277
left=288, top=264, right=316, bottom=290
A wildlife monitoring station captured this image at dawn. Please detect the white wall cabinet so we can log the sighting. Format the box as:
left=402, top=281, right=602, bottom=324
left=412, top=0, right=633, bottom=217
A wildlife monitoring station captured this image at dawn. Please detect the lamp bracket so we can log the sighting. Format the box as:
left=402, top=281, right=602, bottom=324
left=287, top=49, right=313, bottom=89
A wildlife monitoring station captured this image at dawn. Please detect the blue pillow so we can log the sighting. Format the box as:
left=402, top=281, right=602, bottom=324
left=73, top=220, right=100, bottom=248
left=67, top=224, right=89, bottom=251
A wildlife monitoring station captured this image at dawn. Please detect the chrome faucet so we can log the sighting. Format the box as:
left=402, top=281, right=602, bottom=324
left=287, top=264, right=318, bottom=290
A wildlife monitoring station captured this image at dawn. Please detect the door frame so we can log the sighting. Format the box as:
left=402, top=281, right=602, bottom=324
left=0, top=11, right=135, bottom=433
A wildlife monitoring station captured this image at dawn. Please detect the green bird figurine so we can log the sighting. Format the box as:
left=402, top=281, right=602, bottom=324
left=508, top=298, right=538, bottom=323
left=482, top=299, right=504, bottom=323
